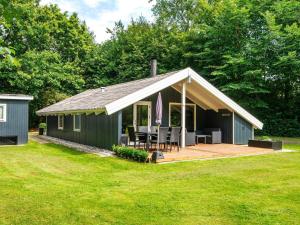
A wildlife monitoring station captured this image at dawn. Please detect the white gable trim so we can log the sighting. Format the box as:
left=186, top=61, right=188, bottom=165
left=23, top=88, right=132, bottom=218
left=105, top=68, right=190, bottom=115
left=105, top=67, right=263, bottom=129
left=188, top=68, right=263, bottom=129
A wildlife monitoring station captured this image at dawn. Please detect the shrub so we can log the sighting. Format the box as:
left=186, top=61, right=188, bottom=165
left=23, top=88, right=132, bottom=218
left=39, top=123, right=47, bottom=129
left=112, top=145, right=149, bottom=162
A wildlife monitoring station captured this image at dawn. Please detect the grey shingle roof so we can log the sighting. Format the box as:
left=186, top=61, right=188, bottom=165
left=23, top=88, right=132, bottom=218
left=36, top=70, right=180, bottom=115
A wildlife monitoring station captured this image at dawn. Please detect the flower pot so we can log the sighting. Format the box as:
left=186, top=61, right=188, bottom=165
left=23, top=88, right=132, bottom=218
left=39, top=128, right=44, bottom=135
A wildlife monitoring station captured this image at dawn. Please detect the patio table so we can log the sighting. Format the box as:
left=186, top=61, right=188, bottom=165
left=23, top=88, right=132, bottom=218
left=196, top=135, right=209, bottom=144
left=136, top=132, right=159, bottom=150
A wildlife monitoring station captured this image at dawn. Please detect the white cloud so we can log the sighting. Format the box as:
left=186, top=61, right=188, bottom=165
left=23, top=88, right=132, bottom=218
left=82, top=0, right=106, bottom=8
left=89, top=0, right=156, bottom=42
left=40, top=0, right=155, bottom=43
left=40, top=0, right=80, bottom=13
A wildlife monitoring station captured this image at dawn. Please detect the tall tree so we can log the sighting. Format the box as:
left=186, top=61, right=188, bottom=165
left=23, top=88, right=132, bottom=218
left=0, top=0, right=95, bottom=126
left=153, top=0, right=300, bottom=136
left=83, top=17, right=184, bottom=88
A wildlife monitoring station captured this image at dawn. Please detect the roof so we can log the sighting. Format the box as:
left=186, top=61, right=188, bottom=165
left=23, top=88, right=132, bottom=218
left=36, top=70, right=179, bottom=115
left=36, top=68, right=263, bottom=129
left=0, top=94, right=33, bottom=101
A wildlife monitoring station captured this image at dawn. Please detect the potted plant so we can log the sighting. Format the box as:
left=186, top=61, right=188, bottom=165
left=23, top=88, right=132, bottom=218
left=39, top=123, right=47, bottom=135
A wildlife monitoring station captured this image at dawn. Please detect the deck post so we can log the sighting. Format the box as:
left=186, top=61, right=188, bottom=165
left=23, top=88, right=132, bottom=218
left=181, top=82, right=186, bottom=148
left=117, top=111, right=122, bottom=145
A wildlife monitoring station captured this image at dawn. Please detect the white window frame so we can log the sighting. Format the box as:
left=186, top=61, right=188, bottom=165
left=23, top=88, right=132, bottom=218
left=73, top=115, right=81, bottom=132
left=58, top=115, right=64, bottom=130
left=0, top=104, right=7, bottom=122
left=169, top=102, right=196, bottom=131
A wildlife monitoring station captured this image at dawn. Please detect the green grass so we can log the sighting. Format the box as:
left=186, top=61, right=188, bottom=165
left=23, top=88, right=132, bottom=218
left=0, top=141, right=300, bottom=225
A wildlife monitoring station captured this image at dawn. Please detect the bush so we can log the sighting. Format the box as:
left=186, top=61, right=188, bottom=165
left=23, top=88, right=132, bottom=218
left=112, top=145, right=149, bottom=162
left=39, top=123, right=47, bottom=129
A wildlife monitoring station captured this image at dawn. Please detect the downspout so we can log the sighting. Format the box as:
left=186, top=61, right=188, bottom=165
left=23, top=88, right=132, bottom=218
left=181, top=82, right=186, bottom=148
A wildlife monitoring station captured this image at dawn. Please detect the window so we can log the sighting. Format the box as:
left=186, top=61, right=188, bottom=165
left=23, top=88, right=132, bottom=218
left=133, top=101, right=151, bottom=132
left=58, top=115, right=64, bottom=130
left=0, top=104, right=7, bottom=122
left=122, top=106, right=133, bottom=134
left=169, top=103, right=196, bottom=131
left=73, top=115, right=81, bottom=132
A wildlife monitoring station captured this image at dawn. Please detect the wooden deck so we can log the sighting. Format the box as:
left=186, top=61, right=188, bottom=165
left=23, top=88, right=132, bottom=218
left=155, top=144, right=275, bottom=163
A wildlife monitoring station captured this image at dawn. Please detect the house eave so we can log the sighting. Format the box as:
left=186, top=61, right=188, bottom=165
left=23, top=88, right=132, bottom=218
left=36, top=108, right=106, bottom=116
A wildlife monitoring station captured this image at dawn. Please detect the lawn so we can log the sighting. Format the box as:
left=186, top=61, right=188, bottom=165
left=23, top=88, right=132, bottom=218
left=0, top=141, right=299, bottom=225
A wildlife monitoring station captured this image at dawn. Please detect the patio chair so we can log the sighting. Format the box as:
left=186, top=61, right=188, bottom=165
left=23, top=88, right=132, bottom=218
left=150, top=126, right=158, bottom=133
left=203, top=128, right=222, bottom=144
left=180, top=128, right=196, bottom=146
left=137, top=126, right=148, bottom=133
left=167, top=127, right=181, bottom=151
left=128, top=126, right=147, bottom=148
left=150, top=127, right=169, bottom=151
left=149, top=126, right=158, bottom=143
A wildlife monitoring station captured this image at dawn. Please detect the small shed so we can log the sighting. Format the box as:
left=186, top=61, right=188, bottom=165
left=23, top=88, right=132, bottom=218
left=0, top=94, right=33, bottom=145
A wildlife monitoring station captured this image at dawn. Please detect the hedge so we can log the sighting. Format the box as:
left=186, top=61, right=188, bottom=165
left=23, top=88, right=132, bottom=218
left=112, top=145, right=149, bottom=162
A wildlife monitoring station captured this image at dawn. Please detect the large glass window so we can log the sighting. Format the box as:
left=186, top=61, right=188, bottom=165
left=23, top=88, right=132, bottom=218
left=73, top=115, right=81, bottom=132
left=58, top=115, right=64, bottom=130
left=134, top=101, right=151, bottom=132
left=122, top=106, right=133, bottom=134
left=0, top=104, right=7, bottom=122
left=169, top=103, right=196, bottom=131
left=136, top=104, right=148, bottom=127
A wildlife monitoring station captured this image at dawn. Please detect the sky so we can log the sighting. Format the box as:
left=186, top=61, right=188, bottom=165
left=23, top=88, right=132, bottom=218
left=40, top=0, right=156, bottom=43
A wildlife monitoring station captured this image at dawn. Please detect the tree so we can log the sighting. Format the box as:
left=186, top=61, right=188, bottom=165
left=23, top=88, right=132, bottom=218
left=83, top=17, right=184, bottom=88
left=0, top=0, right=95, bottom=126
left=152, top=0, right=300, bottom=136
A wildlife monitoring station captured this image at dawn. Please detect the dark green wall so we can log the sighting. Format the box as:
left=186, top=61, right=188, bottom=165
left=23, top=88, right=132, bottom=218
left=46, top=87, right=253, bottom=148
left=47, top=112, right=120, bottom=150
left=234, top=113, right=253, bottom=145
left=205, top=109, right=233, bottom=144
left=0, top=100, right=29, bottom=144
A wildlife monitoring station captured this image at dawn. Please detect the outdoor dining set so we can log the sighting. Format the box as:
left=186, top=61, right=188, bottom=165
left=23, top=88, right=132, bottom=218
left=122, top=126, right=222, bottom=151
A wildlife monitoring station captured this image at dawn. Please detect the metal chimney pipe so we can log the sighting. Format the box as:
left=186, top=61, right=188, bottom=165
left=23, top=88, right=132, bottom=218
left=150, top=59, right=157, bottom=77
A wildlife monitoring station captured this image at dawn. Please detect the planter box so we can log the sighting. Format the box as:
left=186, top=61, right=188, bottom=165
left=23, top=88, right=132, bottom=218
left=248, top=140, right=282, bottom=150
left=38, top=128, right=44, bottom=135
